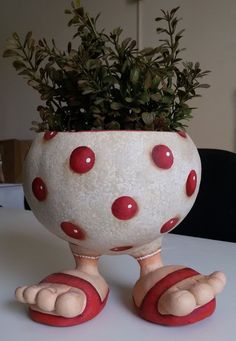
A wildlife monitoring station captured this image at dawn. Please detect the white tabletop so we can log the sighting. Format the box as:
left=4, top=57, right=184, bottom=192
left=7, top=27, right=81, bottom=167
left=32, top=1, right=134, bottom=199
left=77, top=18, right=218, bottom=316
left=0, top=208, right=235, bottom=341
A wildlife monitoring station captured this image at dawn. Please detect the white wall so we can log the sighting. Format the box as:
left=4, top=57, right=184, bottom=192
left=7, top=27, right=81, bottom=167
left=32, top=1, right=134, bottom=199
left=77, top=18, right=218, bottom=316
left=0, top=0, right=71, bottom=140
left=1, top=0, right=236, bottom=151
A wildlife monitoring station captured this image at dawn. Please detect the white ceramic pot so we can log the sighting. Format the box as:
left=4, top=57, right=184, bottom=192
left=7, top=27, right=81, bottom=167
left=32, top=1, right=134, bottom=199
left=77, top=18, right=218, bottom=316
left=23, top=131, right=201, bottom=258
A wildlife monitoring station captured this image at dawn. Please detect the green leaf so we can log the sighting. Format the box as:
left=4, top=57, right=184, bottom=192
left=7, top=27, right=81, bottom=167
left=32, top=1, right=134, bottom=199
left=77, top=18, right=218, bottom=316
left=82, top=88, right=94, bottom=95
left=24, top=31, right=32, bottom=48
left=125, top=97, right=133, bottom=103
left=155, top=17, right=164, bottom=22
left=2, top=49, right=19, bottom=57
left=110, top=102, right=123, bottom=110
left=170, top=7, right=180, bottom=18
left=198, top=84, right=210, bottom=88
left=12, top=60, right=25, bottom=70
left=94, top=97, right=105, bottom=105
left=74, top=0, right=81, bottom=8
left=162, top=96, right=172, bottom=104
left=111, top=27, right=123, bottom=38
left=78, top=80, right=89, bottom=88
left=27, top=79, right=39, bottom=88
left=130, top=67, right=140, bottom=84
left=12, top=32, right=20, bottom=41
left=67, top=42, right=72, bottom=53
left=140, top=47, right=155, bottom=57
left=106, top=121, right=121, bottom=130
left=156, top=28, right=167, bottom=34
left=121, top=60, right=129, bottom=73
left=91, top=107, right=102, bottom=114
left=18, top=70, right=32, bottom=77
left=142, top=112, right=155, bottom=125
left=38, top=39, right=44, bottom=47
left=131, top=107, right=141, bottom=114
left=85, top=59, right=99, bottom=70
left=165, top=88, right=174, bottom=95
left=139, top=91, right=150, bottom=104
left=5, top=37, right=19, bottom=49
left=152, top=75, right=161, bottom=88
left=176, top=29, right=185, bottom=38
left=144, top=72, right=152, bottom=89
left=129, top=40, right=136, bottom=50
left=121, top=37, right=132, bottom=49
left=150, top=93, right=161, bottom=102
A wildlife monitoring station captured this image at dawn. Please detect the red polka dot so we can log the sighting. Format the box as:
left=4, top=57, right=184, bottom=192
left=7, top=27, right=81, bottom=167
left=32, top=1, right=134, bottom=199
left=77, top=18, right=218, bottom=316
left=61, top=222, right=86, bottom=240
left=177, top=131, right=187, bottom=138
left=160, top=217, right=180, bottom=233
left=186, top=170, right=197, bottom=197
left=110, top=245, right=133, bottom=252
left=70, top=146, right=95, bottom=174
left=152, top=145, right=174, bottom=169
left=111, top=196, right=138, bottom=220
left=32, top=177, right=47, bottom=201
left=43, top=131, right=58, bottom=140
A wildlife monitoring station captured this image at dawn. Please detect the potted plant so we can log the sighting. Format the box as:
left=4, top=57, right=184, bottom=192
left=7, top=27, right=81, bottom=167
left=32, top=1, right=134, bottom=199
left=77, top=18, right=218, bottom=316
left=3, top=2, right=225, bottom=327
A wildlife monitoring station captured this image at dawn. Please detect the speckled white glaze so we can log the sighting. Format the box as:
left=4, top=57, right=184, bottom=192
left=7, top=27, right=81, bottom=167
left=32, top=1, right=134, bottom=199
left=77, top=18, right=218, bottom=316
left=23, top=131, right=201, bottom=258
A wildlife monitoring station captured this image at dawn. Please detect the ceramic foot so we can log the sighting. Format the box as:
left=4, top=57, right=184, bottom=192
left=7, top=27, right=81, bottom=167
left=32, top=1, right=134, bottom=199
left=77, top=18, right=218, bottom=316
left=15, top=258, right=109, bottom=326
left=16, top=275, right=87, bottom=318
left=157, top=268, right=225, bottom=316
left=133, top=254, right=226, bottom=326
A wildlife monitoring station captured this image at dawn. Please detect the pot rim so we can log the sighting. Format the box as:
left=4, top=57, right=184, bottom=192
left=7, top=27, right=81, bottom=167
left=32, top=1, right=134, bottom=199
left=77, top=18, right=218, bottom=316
left=41, top=129, right=187, bottom=134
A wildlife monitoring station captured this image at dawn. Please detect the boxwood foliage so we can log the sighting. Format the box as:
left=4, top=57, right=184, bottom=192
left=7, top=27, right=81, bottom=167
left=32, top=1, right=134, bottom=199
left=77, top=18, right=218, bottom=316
left=3, top=2, right=210, bottom=132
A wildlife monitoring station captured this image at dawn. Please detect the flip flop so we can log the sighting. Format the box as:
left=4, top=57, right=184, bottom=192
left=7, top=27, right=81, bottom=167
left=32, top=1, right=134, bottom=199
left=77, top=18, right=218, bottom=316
left=134, top=267, right=216, bottom=326
left=29, top=273, right=109, bottom=327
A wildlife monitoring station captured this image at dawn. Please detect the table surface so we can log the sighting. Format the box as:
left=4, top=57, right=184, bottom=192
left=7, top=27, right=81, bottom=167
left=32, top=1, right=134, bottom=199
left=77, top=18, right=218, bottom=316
left=0, top=208, right=235, bottom=341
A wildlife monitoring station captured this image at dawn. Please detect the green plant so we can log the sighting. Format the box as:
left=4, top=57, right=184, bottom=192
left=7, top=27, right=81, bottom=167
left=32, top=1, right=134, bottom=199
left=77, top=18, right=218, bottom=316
left=3, top=2, right=209, bottom=132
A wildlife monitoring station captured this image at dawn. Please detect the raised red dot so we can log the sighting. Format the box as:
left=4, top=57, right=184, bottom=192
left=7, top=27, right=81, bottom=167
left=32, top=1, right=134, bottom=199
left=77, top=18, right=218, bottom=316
left=152, top=145, right=174, bottom=169
left=160, top=217, right=180, bottom=233
left=111, top=196, right=138, bottom=220
left=186, top=170, right=197, bottom=197
left=32, top=177, right=47, bottom=201
left=177, top=131, right=187, bottom=138
left=70, top=146, right=95, bottom=174
left=43, top=131, right=58, bottom=140
left=110, top=245, right=133, bottom=252
left=60, top=222, right=86, bottom=240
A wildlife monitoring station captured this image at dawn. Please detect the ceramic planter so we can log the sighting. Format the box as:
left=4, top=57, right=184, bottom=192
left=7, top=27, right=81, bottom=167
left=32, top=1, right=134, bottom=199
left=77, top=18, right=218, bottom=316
left=23, top=131, right=201, bottom=259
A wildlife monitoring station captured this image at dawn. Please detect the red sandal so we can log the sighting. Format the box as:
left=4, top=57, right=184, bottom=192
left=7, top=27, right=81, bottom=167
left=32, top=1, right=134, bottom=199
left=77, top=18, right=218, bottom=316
left=29, top=273, right=109, bottom=327
left=134, top=267, right=216, bottom=326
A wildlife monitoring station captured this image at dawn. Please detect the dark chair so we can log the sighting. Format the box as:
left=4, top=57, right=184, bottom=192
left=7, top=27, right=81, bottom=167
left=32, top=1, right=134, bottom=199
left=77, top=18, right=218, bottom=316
left=24, top=197, right=31, bottom=210
left=172, top=148, right=236, bottom=242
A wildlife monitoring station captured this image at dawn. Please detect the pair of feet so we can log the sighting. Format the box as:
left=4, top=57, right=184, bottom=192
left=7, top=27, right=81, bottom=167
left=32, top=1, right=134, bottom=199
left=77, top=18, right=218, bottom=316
left=15, top=255, right=226, bottom=327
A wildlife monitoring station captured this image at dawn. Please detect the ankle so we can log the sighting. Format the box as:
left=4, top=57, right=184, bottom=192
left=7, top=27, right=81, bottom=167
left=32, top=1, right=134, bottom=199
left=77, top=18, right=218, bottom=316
left=138, top=252, right=163, bottom=277
left=74, top=256, right=100, bottom=276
